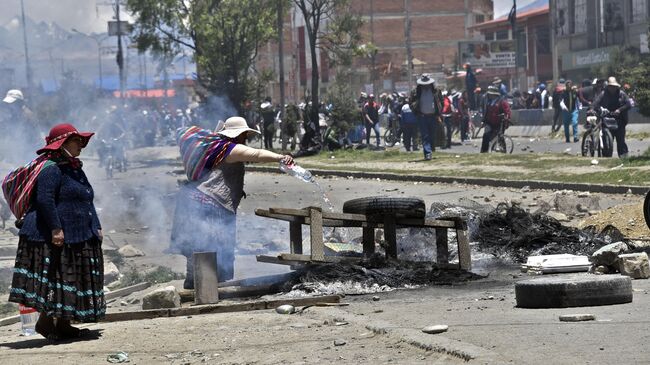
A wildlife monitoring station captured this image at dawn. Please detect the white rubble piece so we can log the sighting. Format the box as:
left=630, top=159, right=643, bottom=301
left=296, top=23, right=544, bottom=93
left=118, top=244, right=146, bottom=257
left=103, top=261, right=120, bottom=285
left=559, top=314, right=596, bottom=322
left=422, top=325, right=449, bottom=334
left=522, top=254, right=591, bottom=274
left=142, top=285, right=181, bottom=309
left=618, top=252, right=650, bottom=279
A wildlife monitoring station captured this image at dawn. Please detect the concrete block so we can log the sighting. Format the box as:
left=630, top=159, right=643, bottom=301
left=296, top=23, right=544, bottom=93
left=618, top=252, right=650, bottom=279
left=142, top=285, right=181, bottom=309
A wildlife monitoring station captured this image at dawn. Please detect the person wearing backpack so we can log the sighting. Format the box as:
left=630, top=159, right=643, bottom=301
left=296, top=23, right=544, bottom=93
left=4, top=123, right=104, bottom=340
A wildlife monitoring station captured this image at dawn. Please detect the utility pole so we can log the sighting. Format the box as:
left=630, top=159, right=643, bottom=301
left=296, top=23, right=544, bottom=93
left=550, top=0, right=558, bottom=82
left=20, top=0, right=33, bottom=95
left=115, top=0, right=125, bottom=101
left=278, top=0, right=287, bottom=150
left=370, top=0, right=376, bottom=93
left=510, top=0, right=519, bottom=90
left=404, top=0, right=413, bottom=92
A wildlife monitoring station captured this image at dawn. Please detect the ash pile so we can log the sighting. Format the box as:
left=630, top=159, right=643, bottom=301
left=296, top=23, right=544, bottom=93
left=281, top=255, right=482, bottom=296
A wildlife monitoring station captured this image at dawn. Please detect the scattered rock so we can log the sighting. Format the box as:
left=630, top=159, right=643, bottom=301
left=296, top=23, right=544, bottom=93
left=521, top=186, right=531, bottom=193
left=118, top=244, right=146, bottom=257
left=559, top=314, right=595, bottom=322
left=577, top=192, right=591, bottom=198
left=142, top=286, right=181, bottom=309
left=593, top=265, right=609, bottom=275
left=590, top=242, right=629, bottom=267
left=576, top=204, right=590, bottom=213
left=546, top=211, right=569, bottom=222
left=103, top=261, right=120, bottom=285
left=422, top=325, right=448, bottom=334
left=372, top=296, right=380, bottom=301
left=618, top=252, right=650, bottom=279
left=334, top=339, right=347, bottom=346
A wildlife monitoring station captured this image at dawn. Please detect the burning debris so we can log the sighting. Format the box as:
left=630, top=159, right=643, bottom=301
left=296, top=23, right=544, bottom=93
left=279, top=255, right=482, bottom=296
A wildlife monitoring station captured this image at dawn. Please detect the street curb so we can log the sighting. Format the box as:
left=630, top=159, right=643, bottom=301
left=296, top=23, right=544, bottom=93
left=247, top=166, right=648, bottom=195
left=323, top=307, right=509, bottom=363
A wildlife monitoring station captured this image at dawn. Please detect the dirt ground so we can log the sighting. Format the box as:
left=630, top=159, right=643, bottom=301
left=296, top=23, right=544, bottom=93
left=1, top=145, right=649, bottom=364
left=580, top=202, right=650, bottom=239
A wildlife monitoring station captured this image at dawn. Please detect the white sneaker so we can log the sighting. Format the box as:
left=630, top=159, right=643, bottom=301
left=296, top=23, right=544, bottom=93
left=395, top=142, right=401, bottom=146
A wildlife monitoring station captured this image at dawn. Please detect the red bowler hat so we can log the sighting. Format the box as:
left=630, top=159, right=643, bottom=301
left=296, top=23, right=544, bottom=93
left=37, top=123, right=94, bottom=154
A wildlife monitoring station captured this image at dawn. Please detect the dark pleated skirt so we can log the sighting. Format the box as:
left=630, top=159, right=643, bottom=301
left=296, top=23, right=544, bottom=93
left=8, top=236, right=106, bottom=322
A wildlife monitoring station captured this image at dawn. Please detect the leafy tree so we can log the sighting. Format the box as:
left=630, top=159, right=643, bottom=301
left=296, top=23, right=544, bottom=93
left=594, top=45, right=650, bottom=117
left=126, top=0, right=279, bottom=112
left=293, top=0, right=362, bottom=129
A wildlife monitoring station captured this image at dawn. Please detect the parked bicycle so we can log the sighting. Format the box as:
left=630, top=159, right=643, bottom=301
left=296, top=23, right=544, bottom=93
left=100, top=137, right=127, bottom=179
left=581, top=107, right=615, bottom=158
left=489, top=113, right=514, bottom=154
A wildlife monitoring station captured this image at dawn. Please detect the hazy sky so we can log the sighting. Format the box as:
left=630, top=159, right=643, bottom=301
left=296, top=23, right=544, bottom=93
left=1, top=0, right=537, bottom=34
left=0, top=0, right=128, bottom=34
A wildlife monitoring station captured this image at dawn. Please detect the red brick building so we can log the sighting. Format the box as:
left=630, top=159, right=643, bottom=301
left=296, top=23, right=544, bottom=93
left=256, top=0, right=493, bottom=102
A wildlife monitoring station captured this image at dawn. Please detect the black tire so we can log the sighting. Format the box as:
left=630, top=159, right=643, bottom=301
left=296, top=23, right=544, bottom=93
left=644, top=191, right=650, bottom=230
left=581, top=132, right=595, bottom=157
left=342, top=196, right=426, bottom=218
left=515, top=274, right=632, bottom=308
left=601, top=129, right=614, bottom=157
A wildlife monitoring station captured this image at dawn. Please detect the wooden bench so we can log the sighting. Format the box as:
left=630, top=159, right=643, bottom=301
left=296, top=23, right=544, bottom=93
left=255, top=207, right=471, bottom=271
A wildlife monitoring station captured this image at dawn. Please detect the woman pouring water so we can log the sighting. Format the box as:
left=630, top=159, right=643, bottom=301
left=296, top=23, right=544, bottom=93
left=170, top=117, right=293, bottom=288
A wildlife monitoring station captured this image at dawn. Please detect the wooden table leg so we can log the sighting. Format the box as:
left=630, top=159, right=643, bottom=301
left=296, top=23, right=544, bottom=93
left=362, top=226, right=375, bottom=257
left=383, top=216, right=397, bottom=259
left=309, top=207, right=325, bottom=261
left=435, top=228, right=449, bottom=265
left=193, top=252, right=219, bottom=305
left=289, top=222, right=303, bottom=255
left=454, top=218, right=472, bottom=271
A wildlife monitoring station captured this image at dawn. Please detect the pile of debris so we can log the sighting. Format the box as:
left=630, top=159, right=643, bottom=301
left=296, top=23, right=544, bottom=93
left=281, top=255, right=482, bottom=296
left=473, top=204, right=621, bottom=262
left=580, top=202, right=649, bottom=239
left=590, top=241, right=650, bottom=278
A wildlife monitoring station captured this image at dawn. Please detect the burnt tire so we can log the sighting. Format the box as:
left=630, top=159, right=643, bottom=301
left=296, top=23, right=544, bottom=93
left=515, top=274, right=632, bottom=308
left=644, top=190, right=650, bottom=230
left=343, top=196, right=426, bottom=218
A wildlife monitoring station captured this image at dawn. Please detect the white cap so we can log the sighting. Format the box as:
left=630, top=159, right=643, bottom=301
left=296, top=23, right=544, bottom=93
left=3, top=89, right=23, bottom=104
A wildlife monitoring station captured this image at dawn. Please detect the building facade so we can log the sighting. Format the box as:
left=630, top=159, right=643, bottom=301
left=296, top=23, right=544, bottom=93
left=471, top=0, right=551, bottom=91
left=553, top=0, right=650, bottom=81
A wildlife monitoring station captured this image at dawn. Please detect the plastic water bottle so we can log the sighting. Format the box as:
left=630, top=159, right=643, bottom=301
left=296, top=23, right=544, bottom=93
left=19, top=304, right=38, bottom=336
left=279, top=162, right=314, bottom=183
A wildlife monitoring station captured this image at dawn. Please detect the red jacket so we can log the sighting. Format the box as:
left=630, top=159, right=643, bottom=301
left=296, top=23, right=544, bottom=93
left=484, top=97, right=511, bottom=127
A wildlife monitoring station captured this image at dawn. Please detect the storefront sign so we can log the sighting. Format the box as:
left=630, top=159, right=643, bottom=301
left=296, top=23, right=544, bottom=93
left=459, top=41, right=516, bottom=69
left=562, top=47, right=618, bottom=70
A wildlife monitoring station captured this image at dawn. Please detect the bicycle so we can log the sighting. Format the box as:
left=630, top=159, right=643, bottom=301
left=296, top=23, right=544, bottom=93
left=488, top=114, right=514, bottom=154
left=383, top=114, right=401, bottom=147
left=580, top=107, right=615, bottom=158
left=469, top=110, right=483, bottom=139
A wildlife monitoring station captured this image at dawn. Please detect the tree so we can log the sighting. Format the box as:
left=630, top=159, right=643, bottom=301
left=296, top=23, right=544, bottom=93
left=594, top=45, right=650, bottom=117
left=127, top=0, right=279, bottom=112
left=293, top=0, right=362, bottom=133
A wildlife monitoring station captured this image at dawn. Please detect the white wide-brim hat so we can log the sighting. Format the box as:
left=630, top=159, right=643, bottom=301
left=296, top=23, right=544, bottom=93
left=417, top=74, right=435, bottom=85
left=216, top=116, right=260, bottom=138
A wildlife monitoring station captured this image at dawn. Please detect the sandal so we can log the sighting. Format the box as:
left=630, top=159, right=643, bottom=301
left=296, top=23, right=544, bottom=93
left=56, top=322, right=90, bottom=339
left=35, top=315, right=60, bottom=341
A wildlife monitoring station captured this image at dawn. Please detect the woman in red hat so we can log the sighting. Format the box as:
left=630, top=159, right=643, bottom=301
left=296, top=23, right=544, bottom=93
left=7, top=123, right=105, bottom=340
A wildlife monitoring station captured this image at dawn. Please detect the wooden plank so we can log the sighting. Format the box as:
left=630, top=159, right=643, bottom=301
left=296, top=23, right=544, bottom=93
left=269, top=207, right=368, bottom=222
left=362, top=227, right=375, bottom=257
left=100, top=295, right=342, bottom=323
left=256, top=255, right=309, bottom=266
left=289, top=221, right=303, bottom=255
left=218, top=273, right=294, bottom=289
left=269, top=207, right=309, bottom=217
left=179, top=284, right=281, bottom=302
left=454, top=218, right=472, bottom=271
left=384, top=215, right=398, bottom=259
left=309, top=207, right=325, bottom=261
left=0, top=315, right=19, bottom=327
left=193, top=252, right=219, bottom=305
left=105, top=282, right=152, bottom=300
left=435, top=228, right=449, bottom=265
left=396, top=218, right=456, bottom=228
left=255, top=209, right=306, bottom=224
left=280, top=253, right=362, bottom=263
